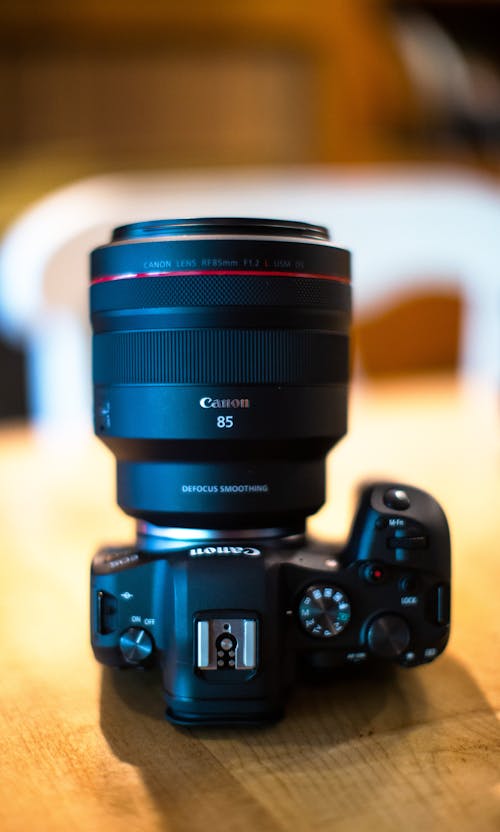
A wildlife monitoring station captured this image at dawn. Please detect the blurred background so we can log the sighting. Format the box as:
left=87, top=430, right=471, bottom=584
left=0, top=0, right=499, bottom=423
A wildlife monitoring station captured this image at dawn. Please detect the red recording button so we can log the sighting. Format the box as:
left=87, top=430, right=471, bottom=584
left=362, top=563, right=386, bottom=584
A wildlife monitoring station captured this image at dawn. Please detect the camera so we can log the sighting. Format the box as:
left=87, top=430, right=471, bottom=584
left=89, top=218, right=451, bottom=725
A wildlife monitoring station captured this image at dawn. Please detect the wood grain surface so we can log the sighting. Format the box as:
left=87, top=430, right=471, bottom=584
left=0, top=376, right=498, bottom=832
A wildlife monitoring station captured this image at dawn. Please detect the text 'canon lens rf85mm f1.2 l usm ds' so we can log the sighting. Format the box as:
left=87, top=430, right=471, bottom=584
left=90, top=218, right=351, bottom=533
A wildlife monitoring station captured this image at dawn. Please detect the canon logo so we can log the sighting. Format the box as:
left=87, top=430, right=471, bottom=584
left=199, top=397, right=250, bottom=409
left=189, top=546, right=261, bottom=557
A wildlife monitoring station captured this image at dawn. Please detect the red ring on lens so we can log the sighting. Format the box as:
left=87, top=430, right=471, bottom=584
left=90, top=269, right=351, bottom=286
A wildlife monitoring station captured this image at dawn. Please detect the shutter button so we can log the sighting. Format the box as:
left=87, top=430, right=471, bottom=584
left=383, top=488, right=410, bottom=511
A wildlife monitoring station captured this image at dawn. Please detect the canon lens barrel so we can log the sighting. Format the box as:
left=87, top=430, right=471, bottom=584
left=90, top=218, right=351, bottom=531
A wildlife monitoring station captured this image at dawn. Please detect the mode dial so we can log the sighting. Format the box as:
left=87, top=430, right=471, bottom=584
left=298, top=584, right=351, bottom=638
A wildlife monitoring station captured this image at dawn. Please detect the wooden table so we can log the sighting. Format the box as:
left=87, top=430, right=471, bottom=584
left=1, top=376, right=498, bottom=832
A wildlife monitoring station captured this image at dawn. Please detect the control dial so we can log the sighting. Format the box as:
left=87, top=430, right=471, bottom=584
left=298, top=584, right=351, bottom=638
left=119, top=627, right=154, bottom=665
left=366, top=614, right=410, bottom=658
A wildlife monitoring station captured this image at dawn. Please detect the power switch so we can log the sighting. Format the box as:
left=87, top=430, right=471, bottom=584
left=119, top=627, right=154, bottom=665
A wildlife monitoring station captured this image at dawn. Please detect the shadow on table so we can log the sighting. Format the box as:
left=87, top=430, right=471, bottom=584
left=99, top=655, right=500, bottom=832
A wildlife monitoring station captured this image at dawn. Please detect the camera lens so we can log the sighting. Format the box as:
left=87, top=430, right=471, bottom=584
left=90, top=218, right=350, bottom=532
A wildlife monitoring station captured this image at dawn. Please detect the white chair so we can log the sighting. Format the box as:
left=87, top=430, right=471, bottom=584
left=0, top=166, right=498, bottom=425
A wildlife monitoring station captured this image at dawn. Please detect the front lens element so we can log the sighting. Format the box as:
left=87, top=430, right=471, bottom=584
left=90, top=218, right=351, bottom=529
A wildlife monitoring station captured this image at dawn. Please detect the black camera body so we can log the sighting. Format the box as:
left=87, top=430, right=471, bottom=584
left=89, top=218, right=451, bottom=725
left=91, top=482, right=450, bottom=726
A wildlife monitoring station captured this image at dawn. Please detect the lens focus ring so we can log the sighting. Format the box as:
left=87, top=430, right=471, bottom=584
left=93, top=329, right=348, bottom=386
